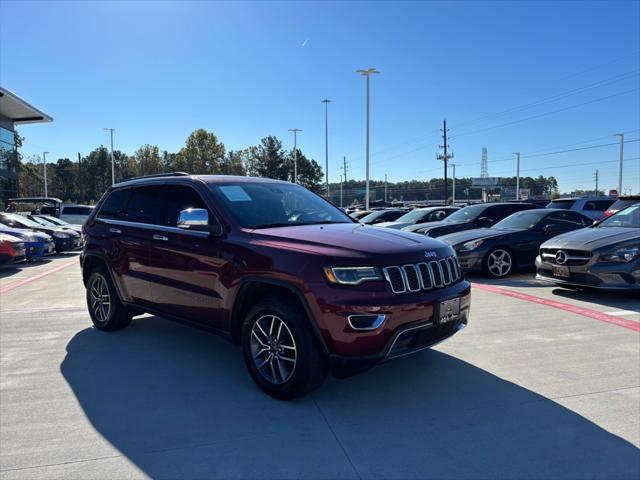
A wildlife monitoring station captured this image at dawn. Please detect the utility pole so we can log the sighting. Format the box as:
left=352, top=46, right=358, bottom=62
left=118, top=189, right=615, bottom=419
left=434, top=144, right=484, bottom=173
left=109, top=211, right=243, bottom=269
left=103, top=128, right=115, bottom=185
left=614, top=133, right=624, bottom=194
left=513, top=152, right=521, bottom=200
left=78, top=152, right=84, bottom=204
left=288, top=128, right=302, bottom=183
left=593, top=169, right=599, bottom=197
left=384, top=174, right=388, bottom=203
left=341, top=156, right=348, bottom=183
left=340, top=174, right=344, bottom=208
left=322, top=99, right=332, bottom=198
left=42, top=151, right=49, bottom=197
left=357, top=68, right=380, bottom=210
left=450, top=163, right=456, bottom=205
left=437, top=119, right=453, bottom=204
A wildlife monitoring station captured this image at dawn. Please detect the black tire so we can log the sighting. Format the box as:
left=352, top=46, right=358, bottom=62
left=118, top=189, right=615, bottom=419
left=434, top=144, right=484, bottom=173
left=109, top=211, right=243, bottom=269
left=484, top=247, right=514, bottom=278
left=86, top=267, right=132, bottom=331
left=241, top=295, right=329, bottom=400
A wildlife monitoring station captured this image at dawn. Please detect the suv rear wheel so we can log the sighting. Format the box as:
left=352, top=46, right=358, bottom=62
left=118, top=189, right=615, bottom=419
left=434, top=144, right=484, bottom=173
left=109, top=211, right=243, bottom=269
left=241, top=295, right=328, bottom=400
left=86, top=268, right=132, bottom=331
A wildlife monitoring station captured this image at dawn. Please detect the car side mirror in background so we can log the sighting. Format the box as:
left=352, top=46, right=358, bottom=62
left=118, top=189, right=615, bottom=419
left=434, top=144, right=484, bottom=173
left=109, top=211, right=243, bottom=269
left=477, top=216, right=493, bottom=227
left=177, top=208, right=222, bottom=236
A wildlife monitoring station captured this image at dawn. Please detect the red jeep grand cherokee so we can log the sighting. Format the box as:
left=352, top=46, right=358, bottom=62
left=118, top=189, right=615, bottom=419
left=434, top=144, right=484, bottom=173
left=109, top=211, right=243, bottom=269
left=80, top=174, right=471, bottom=399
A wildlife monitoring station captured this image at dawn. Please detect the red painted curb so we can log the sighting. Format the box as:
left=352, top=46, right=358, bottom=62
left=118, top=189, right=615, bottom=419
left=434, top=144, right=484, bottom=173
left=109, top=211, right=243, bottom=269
left=0, top=259, right=79, bottom=295
left=472, top=282, right=640, bottom=332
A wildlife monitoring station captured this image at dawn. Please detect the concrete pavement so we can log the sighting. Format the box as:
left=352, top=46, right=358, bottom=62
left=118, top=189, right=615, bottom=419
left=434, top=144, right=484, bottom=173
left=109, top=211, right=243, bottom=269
left=1, top=256, right=638, bottom=479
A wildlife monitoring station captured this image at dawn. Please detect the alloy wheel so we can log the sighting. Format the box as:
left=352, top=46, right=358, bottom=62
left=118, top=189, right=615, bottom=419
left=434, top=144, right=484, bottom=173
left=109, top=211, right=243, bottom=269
left=488, top=249, right=512, bottom=277
left=90, top=275, right=111, bottom=324
left=250, top=315, right=297, bottom=385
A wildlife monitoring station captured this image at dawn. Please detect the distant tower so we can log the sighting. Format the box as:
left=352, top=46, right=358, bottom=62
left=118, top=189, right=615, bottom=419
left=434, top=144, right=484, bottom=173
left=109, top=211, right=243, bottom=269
left=481, top=147, right=488, bottom=178
left=481, top=147, right=489, bottom=202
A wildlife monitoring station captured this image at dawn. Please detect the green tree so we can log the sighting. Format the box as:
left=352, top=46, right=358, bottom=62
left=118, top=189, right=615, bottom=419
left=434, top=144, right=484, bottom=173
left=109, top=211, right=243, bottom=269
left=53, top=158, right=77, bottom=201
left=245, top=136, right=289, bottom=180
left=287, top=149, right=323, bottom=193
left=176, top=129, right=225, bottom=174
left=223, top=150, right=246, bottom=176
left=134, top=144, right=163, bottom=176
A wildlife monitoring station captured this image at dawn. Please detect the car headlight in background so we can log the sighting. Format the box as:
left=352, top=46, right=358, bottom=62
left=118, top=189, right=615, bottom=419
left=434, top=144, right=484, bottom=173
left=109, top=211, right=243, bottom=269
left=599, top=246, right=640, bottom=263
left=459, top=239, right=484, bottom=252
left=324, top=266, right=382, bottom=285
left=54, top=232, right=70, bottom=239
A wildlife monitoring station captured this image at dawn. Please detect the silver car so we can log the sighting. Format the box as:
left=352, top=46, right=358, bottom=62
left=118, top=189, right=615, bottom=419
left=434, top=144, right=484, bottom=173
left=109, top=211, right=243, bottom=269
left=536, top=204, right=640, bottom=290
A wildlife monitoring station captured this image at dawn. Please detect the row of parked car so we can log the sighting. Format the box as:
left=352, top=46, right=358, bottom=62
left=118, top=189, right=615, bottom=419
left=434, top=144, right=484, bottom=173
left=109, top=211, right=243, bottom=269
left=349, top=196, right=640, bottom=290
left=0, top=213, right=84, bottom=266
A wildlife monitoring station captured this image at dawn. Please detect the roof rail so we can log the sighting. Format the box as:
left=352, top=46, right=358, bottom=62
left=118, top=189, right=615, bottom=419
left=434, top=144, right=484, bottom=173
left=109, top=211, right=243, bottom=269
left=122, top=172, right=190, bottom=182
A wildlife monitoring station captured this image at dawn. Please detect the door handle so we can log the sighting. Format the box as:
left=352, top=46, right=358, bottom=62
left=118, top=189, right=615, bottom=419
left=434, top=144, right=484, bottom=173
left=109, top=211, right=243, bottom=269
left=109, top=228, right=122, bottom=234
left=153, top=234, right=169, bottom=241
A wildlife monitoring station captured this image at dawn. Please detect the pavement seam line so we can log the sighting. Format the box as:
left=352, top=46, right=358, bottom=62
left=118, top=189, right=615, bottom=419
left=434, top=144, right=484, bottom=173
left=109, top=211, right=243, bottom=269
left=312, top=396, right=363, bottom=480
left=550, top=385, right=640, bottom=401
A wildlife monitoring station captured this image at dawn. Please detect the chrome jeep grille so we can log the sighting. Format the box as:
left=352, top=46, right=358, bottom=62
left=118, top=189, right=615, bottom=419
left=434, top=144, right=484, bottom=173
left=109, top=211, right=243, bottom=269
left=382, top=256, right=462, bottom=294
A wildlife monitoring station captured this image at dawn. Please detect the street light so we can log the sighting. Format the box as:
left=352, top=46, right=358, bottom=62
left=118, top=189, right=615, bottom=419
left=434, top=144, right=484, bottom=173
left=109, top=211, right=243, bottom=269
left=614, top=133, right=624, bottom=194
left=357, top=68, right=380, bottom=210
left=449, top=163, right=456, bottom=204
left=42, top=151, right=49, bottom=197
left=104, top=128, right=115, bottom=185
left=321, top=99, right=332, bottom=198
left=288, top=128, right=302, bottom=183
left=513, top=152, right=521, bottom=201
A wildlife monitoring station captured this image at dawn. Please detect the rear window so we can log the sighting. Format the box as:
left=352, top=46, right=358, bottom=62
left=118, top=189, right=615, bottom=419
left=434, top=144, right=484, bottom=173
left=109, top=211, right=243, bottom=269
left=547, top=200, right=576, bottom=209
left=98, top=189, right=131, bottom=220
left=608, top=198, right=639, bottom=212
left=583, top=200, right=614, bottom=211
left=125, top=186, right=164, bottom=224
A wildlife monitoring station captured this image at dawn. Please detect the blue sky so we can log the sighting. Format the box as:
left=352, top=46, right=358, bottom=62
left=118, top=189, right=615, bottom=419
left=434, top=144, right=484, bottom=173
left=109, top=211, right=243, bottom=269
left=1, top=0, right=639, bottom=194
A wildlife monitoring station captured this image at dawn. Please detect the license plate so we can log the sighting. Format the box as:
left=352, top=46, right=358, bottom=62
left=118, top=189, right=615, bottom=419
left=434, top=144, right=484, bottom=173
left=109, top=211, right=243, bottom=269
left=552, top=265, right=570, bottom=278
left=438, top=297, right=460, bottom=324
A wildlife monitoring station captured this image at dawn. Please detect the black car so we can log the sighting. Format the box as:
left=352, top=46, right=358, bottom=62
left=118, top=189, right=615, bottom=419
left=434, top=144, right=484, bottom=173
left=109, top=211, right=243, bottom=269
left=403, top=202, right=538, bottom=238
left=0, top=213, right=81, bottom=253
left=440, top=209, right=593, bottom=278
left=358, top=208, right=406, bottom=225
left=536, top=204, right=640, bottom=290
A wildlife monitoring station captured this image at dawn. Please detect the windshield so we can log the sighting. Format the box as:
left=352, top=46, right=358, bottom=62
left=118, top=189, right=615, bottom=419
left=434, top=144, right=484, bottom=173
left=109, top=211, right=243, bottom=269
left=31, top=216, right=58, bottom=227
left=547, top=200, right=576, bottom=209
left=39, top=215, right=67, bottom=226
left=597, top=205, right=640, bottom=228
left=209, top=183, right=354, bottom=229
left=1, top=214, right=45, bottom=228
left=445, top=204, right=486, bottom=222
left=395, top=209, right=430, bottom=223
left=492, top=211, right=546, bottom=230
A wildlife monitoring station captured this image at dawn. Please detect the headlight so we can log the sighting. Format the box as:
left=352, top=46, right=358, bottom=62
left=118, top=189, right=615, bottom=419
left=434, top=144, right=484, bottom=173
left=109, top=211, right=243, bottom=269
left=54, top=232, right=70, bottom=239
left=459, top=239, right=484, bottom=252
left=599, top=246, right=640, bottom=263
left=323, top=266, right=382, bottom=285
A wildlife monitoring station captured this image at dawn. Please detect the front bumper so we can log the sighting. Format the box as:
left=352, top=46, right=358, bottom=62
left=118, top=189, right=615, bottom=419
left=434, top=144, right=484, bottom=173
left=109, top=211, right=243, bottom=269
left=454, top=250, right=485, bottom=272
left=53, top=237, right=76, bottom=252
left=535, top=255, right=640, bottom=290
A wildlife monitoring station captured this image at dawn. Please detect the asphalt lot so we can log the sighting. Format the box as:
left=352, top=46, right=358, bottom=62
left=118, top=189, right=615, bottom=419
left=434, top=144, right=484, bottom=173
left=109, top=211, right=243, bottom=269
left=1, top=255, right=639, bottom=479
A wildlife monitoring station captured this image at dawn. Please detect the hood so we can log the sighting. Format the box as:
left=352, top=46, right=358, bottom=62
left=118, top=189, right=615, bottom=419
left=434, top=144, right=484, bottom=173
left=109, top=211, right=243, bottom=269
left=375, top=221, right=411, bottom=230
left=438, top=228, right=507, bottom=246
left=541, top=227, right=640, bottom=251
left=249, top=223, right=452, bottom=261
left=0, top=227, right=45, bottom=241
left=403, top=219, right=455, bottom=233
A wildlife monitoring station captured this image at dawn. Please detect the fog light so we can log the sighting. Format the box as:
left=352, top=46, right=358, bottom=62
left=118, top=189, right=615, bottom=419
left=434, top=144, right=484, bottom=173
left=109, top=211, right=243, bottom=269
left=347, top=314, right=386, bottom=331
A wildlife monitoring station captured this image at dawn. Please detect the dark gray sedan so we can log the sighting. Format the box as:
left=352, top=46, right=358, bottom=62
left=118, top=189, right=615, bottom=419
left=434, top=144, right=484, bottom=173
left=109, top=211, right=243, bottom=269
left=536, top=204, right=640, bottom=290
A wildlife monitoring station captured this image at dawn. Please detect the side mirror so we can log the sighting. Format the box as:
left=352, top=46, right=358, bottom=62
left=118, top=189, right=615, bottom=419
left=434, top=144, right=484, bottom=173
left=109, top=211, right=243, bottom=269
left=542, top=224, right=551, bottom=235
left=477, top=216, right=493, bottom=227
left=177, top=208, right=222, bottom=235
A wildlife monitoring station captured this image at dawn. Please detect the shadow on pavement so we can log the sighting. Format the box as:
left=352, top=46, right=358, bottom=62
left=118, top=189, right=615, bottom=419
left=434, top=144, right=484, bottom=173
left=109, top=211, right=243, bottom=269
left=0, top=259, right=52, bottom=279
left=552, top=287, right=640, bottom=311
left=61, top=316, right=640, bottom=479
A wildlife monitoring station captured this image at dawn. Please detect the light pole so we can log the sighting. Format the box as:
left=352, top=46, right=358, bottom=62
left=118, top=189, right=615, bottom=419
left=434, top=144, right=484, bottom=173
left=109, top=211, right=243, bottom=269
left=322, top=99, right=332, bottom=198
left=104, top=128, right=115, bottom=184
left=614, top=133, right=624, bottom=194
left=516, top=152, right=521, bottom=200
left=340, top=174, right=343, bottom=208
left=384, top=173, right=388, bottom=203
left=357, top=68, right=380, bottom=210
left=42, top=151, right=49, bottom=197
left=450, top=163, right=456, bottom=204
left=288, top=128, right=302, bottom=183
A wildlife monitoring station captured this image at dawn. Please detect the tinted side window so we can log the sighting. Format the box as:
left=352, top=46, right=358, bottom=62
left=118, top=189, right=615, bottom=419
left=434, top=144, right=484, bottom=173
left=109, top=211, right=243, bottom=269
left=125, top=186, right=164, bottom=224
left=98, top=189, right=131, bottom=220
left=163, top=185, right=208, bottom=227
left=62, top=206, right=94, bottom=215
left=484, top=206, right=506, bottom=221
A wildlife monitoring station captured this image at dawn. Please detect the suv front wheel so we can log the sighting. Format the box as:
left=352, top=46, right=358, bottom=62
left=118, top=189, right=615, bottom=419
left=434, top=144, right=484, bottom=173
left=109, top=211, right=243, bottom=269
left=86, top=268, right=132, bottom=331
left=241, top=295, right=328, bottom=400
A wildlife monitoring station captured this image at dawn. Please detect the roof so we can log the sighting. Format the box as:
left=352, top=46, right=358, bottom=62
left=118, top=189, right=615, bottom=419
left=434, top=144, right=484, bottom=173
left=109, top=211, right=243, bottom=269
left=115, top=174, right=292, bottom=188
left=0, top=87, right=53, bottom=124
